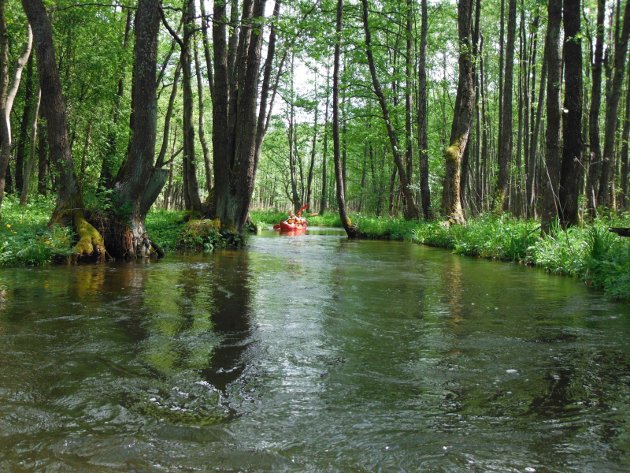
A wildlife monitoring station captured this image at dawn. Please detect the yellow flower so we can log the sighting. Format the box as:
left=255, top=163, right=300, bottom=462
left=6, top=224, right=10, bottom=228
left=12, top=231, right=17, bottom=235
left=45, top=241, right=50, bottom=245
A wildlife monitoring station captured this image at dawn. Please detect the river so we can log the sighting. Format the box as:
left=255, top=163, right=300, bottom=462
left=1, top=227, right=629, bottom=471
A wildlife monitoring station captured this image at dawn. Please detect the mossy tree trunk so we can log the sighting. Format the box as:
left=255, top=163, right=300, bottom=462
left=441, top=0, right=475, bottom=225
left=21, top=0, right=104, bottom=259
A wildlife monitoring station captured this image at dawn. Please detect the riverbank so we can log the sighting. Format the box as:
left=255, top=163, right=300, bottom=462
left=2, top=197, right=628, bottom=300
left=252, top=209, right=630, bottom=301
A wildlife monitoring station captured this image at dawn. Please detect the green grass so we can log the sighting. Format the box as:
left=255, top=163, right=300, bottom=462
left=3, top=197, right=629, bottom=299
left=354, top=212, right=630, bottom=301
left=145, top=208, right=188, bottom=251
left=0, top=195, right=75, bottom=266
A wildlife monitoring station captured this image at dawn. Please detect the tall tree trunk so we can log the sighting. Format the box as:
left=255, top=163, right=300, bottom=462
left=361, top=0, right=419, bottom=220
left=334, top=0, right=357, bottom=237
left=19, top=86, right=40, bottom=206
left=15, top=53, right=34, bottom=194
left=110, top=0, right=166, bottom=258
left=598, top=0, right=630, bottom=208
left=586, top=0, right=606, bottom=213
left=307, top=86, right=318, bottom=211
left=99, top=9, right=132, bottom=190
left=288, top=54, right=300, bottom=211
left=620, top=61, right=630, bottom=207
left=529, top=39, right=547, bottom=218
left=21, top=0, right=104, bottom=259
left=180, top=0, right=203, bottom=211
left=559, top=0, right=583, bottom=226
left=541, top=0, right=563, bottom=233
left=417, top=0, right=431, bottom=219
left=198, top=0, right=214, bottom=101
left=37, top=121, right=47, bottom=196
left=479, top=33, right=489, bottom=211
left=0, top=12, right=32, bottom=214
left=194, top=28, right=212, bottom=195
left=155, top=62, right=181, bottom=168
left=212, top=0, right=271, bottom=234
left=405, top=0, right=414, bottom=200
left=497, top=0, right=506, bottom=160
left=320, top=68, right=330, bottom=215
left=441, top=0, right=475, bottom=224
left=493, top=0, right=517, bottom=211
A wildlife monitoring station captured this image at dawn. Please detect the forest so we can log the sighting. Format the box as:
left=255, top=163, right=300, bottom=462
left=0, top=0, right=629, bottom=294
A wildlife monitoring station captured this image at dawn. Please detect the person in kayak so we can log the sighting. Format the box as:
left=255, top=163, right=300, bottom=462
left=287, top=210, right=297, bottom=224
left=296, top=209, right=307, bottom=226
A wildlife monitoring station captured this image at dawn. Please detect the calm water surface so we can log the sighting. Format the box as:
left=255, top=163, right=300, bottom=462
left=0, top=227, right=629, bottom=472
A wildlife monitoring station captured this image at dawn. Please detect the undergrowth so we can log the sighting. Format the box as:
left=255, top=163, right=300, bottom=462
left=0, top=195, right=75, bottom=265
left=2, top=198, right=629, bottom=299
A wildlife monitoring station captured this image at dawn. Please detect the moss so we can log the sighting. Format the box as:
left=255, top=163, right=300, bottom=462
left=444, top=135, right=464, bottom=163
left=73, top=209, right=105, bottom=258
left=181, top=218, right=222, bottom=249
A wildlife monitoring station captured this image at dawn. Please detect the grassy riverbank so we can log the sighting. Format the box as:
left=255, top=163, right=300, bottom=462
left=252, top=209, right=630, bottom=300
left=1, top=199, right=628, bottom=300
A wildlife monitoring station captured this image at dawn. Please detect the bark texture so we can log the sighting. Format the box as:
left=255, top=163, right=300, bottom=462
left=541, top=0, right=563, bottom=233
left=334, top=0, right=357, bottom=237
left=441, top=0, right=475, bottom=224
left=110, top=0, right=166, bottom=258
left=493, top=0, right=517, bottom=212
left=21, top=0, right=104, bottom=259
left=417, top=0, right=431, bottom=219
left=559, top=0, right=583, bottom=226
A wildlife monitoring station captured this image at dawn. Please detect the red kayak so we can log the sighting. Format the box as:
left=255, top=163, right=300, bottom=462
left=278, top=220, right=307, bottom=232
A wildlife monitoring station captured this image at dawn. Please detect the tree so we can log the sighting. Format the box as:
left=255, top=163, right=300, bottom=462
left=558, top=0, right=583, bottom=227
left=0, top=0, right=32, bottom=214
left=361, top=0, right=420, bottom=220
left=586, top=0, right=606, bottom=213
left=22, top=0, right=165, bottom=259
left=335, top=0, right=357, bottom=237
left=540, top=0, right=562, bottom=233
left=598, top=0, right=630, bottom=208
left=212, top=0, right=275, bottom=235
left=417, top=0, right=431, bottom=219
left=493, top=0, right=517, bottom=212
left=21, top=0, right=104, bottom=258
left=109, top=0, right=167, bottom=257
left=441, top=0, right=475, bottom=224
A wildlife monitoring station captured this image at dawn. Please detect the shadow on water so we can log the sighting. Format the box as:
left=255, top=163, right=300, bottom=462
left=199, top=251, right=253, bottom=392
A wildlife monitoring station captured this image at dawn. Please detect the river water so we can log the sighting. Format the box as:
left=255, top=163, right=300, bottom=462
left=0, top=227, right=629, bottom=472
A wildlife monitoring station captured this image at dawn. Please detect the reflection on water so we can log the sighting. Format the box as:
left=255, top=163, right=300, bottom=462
left=0, top=228, right=629, bottom=471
